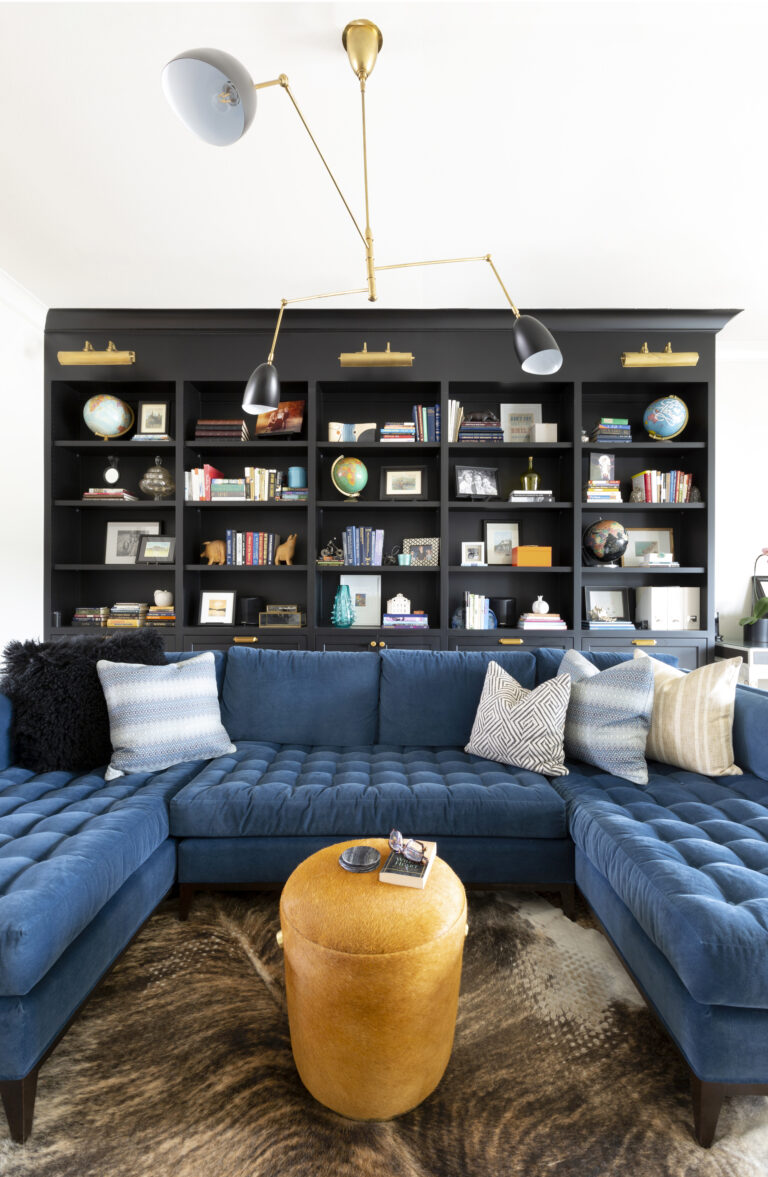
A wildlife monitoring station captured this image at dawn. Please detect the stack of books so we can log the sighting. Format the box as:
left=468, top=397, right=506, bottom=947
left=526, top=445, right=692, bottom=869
left=81, top=488, right=138, bottom=501
left=458, top=418, right=504, bottom=443
left=411, top=403, right=441, bottom=441
left=341, top=526, right=384, bottom=566
left=590, top=417, right=632, bottom=443
left=72, top=606, right=109, bottom=627
left=508, top=489, right=555, bottom=503
left=106, top=602, right=149, bottom=628
left=630, top=469, right=693, bottom=503
left=146, top=605, right=176, bottom=628
left=132, top=433, right=172, bottom=443
left=584, top=480, right=623, bottom=503
left=382, top=612, right=429, bottom=629
left=517, top=612, right=567, bottom=631
left=585, top=619, right=636, bottom=631
left=224, top=531, right=280, bottom=566
left=380, top=422, right=417, bottom=442
left=279, top=485, right=308, bottom=502
left=463, top=592, right=490, bottom=629
left=193, top=418, right=250, bottom=441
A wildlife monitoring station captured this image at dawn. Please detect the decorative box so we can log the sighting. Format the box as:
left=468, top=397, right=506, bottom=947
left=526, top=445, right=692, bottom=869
left=531, top=423, right=558, bottom=442
left=510, top=546, right=553, bottom=567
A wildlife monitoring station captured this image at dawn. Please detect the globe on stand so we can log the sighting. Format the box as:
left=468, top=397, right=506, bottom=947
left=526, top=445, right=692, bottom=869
left=643, top=395, right=688, bottom=441
left=83, top=394, right=135, bottom=440
left=583, top=520, right=629, bottom=567
left=331, top=455, right=368, bottom=500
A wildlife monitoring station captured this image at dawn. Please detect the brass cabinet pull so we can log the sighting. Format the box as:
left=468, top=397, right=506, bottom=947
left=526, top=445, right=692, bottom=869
left=498, top=638, right=524, bottom=645
left=370, top=640, right=377, bottom=648
left=379, top=641, right=386, bottom=648
left=632, top=639, right=657, bottom=646
left=233, top=636, right=258, bottom=644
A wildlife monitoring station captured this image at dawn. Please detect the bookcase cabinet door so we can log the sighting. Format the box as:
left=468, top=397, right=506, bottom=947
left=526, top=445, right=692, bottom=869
left=579, top=636, right=705, bottom=670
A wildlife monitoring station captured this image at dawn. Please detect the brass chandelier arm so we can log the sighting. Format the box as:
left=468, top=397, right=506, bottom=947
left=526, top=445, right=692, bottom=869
left=269, top=78, right=367, bottom=249
left=374, top=254, right=521, bottom=318
left=266, top=286, right=369, bottom=363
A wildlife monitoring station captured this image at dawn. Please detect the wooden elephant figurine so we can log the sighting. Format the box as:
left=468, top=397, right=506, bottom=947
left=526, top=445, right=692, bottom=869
left=200, top=539, right=226, bottom=566
left=275, top=534, right=298, bottom=566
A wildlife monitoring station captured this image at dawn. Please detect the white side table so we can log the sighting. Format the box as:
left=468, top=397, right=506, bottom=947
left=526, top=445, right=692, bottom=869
left=715, top=641, right=768, bottom=691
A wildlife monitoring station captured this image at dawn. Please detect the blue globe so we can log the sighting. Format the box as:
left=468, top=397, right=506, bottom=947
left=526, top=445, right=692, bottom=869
left=643, top=395, right=688, bottom=440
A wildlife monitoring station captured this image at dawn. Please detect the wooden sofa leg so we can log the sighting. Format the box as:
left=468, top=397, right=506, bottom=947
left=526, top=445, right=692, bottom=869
left=560, top=884, right=576, bottom=920
left=0, top=1070, right=39, bottom=1144
left=178, top=884, right=195, bottom=921
left=691, top=1074, right=725, bottom=1147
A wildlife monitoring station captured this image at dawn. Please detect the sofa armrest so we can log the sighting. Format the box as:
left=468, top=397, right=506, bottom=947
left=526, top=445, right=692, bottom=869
left=0, top=693, right=12, bottom=771
left=733, top=682, right=768, bottom=781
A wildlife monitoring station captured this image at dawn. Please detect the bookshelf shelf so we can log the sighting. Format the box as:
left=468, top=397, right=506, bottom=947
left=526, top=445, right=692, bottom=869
left=45, top=308, right=727, bottom=665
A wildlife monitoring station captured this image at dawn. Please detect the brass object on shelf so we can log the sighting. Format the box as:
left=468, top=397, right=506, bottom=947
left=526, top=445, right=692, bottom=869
left=621, top=342, right=699, bottom=368
left=339, top=341, right=414, bottom=368
left=139, top=455, right=175, bottom=500
left=57, top=340, right=136, bottom=366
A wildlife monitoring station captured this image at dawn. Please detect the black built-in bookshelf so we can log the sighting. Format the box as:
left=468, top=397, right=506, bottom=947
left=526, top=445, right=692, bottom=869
left=44, top=309, right=736, bottom=668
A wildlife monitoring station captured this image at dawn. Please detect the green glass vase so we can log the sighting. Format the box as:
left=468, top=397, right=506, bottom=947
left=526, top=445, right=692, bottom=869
left=331, top=584, right=355, bottom=627
left=521, top=455, right=541, bottom=491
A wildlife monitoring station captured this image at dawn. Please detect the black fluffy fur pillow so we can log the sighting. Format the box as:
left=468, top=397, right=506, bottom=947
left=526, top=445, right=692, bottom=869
left=1, top=630, right=167, bottom=774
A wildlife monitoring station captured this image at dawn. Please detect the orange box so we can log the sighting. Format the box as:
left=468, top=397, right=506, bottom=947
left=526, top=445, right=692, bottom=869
left=510, top=545, right=552, bottom=567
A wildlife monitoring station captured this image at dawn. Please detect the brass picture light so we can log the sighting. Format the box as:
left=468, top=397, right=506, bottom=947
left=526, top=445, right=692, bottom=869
left=162, top=18, right=563, bottom=413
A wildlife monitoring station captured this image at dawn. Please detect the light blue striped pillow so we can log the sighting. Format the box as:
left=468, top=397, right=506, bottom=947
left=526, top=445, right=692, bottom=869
left=558, top=649, right=654, bottom=784
left=97, top=652, right=236, bottom=780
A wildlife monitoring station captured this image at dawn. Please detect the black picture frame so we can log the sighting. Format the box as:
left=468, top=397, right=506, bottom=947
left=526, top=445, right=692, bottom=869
left=135, top=535, right=175, bottom=564
left=754, top=575, right=768, bottom=600
left=584, top=587, right=631, bottom=622
left=137, top=400, right=169, bottom=435
left=379, top=466, right=427, bottom=500
left=455, top=466, right=499, bottom=500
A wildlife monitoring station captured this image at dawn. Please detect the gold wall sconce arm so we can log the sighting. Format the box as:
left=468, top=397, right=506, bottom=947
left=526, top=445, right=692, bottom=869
left=621, top=341, right=699, bottom=368
left=57, top=340, right=136, bottom=366
left=339, top=342, right=414, bottom=368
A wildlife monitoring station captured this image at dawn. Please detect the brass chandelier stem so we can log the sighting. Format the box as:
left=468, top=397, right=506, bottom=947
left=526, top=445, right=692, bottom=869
left=279, top=80, right=367, bottom=248
left=266, top=285, right=369, bottom=362
left=360, top=83, right=377, bottom=302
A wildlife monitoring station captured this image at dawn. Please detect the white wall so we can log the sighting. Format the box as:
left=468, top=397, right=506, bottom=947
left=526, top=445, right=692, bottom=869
left=715, top=347, right=768, bottom=641
left=0, top=275, right=45, bottom=652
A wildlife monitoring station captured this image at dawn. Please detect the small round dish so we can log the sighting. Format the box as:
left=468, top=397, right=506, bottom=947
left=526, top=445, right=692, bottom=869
left=339, top=845, right=381, bottom=873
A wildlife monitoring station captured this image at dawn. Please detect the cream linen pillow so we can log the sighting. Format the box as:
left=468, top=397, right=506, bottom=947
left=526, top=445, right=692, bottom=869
left=633, top=651, right=742, bottom=776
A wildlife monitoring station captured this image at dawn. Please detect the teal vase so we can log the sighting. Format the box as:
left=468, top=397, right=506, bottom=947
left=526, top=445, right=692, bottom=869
left=331, top=584, right=355, bottom=627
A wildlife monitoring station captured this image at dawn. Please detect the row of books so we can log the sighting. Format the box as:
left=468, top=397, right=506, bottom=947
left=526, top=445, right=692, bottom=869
left=106, top=602, right=149, bottom=628
left=72, top=606, right=110, bottom=626
left=224, top=531, right=282, bottom=565
left=341, top=527, right=385, bottom=567
left=463, top=592, right=491, bottom=630
left=518, top=612, right=567, bottom=630
left=378, top=405, right=443, bottom=442
left=194, top=418, right=250, bottom=440
left=591, top=418, right=632, bottom=443
left=382, top=613, right=429, bottom=629
left=630, top=469, right=694, bottom=503
left=185, top=465, right=307, bottom=502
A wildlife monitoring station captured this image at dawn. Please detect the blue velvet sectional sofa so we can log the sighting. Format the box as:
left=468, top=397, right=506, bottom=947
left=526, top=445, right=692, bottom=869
left=0, top=646, right=767, bottom=1149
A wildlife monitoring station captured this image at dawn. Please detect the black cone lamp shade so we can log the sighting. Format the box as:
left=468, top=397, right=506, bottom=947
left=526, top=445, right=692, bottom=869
left=162, top=49, right=257, bottom=146
left=512, top=315, right=563, bottom=375
left=242, top=362, right=281, bottom=415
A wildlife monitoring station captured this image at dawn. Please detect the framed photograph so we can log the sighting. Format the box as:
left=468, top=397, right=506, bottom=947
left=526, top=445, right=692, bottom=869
left=252, top=400, right=305, bottom=436
left=403, top=537, right=440, bottom=567
left=584, top=587, right=631, bottom=622
left=135, top=535, right=175, bottom=564
left=461, top=541, right=485, bottom=566
left=137, top=401, right=169, bottom=435
left=589, top=453, right=615, bottom=482
left=455, top=466, right=499, bottom=499
left=199, top=591, right=237, bottom=626
left=379, top=466, right=427, bottom=500
left=340, top=574, right=381, bottom=627
left=105, top=521, right=162, bottom=565
left=483, top=519, right=521, bottom=565
left=499, top=403, right=542, bottom=444
left=621, top=527, right=675, bottom=567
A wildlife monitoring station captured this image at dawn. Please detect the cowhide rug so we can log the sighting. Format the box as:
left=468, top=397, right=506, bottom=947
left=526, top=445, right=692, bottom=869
left=1, top=891, right=767, bottom=1177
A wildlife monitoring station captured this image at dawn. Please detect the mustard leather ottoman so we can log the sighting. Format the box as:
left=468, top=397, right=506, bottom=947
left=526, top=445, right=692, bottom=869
left=279, top=838, right=467, bottom=1120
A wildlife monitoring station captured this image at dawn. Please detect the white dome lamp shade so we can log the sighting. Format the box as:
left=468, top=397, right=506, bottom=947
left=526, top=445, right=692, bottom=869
left=161, top=49, right=257, bottom=146
left=512, top=315, right=563, bottom=375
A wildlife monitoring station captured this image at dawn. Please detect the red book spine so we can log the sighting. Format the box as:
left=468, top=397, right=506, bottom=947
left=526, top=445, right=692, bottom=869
left=644, top=471, right=651, bottom=501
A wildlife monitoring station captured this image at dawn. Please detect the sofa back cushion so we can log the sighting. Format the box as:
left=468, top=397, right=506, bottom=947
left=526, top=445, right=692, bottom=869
left=221, top=648, right=381, bottom=745
left=534, top=647, right=678, bottom=685
left=0, top=693, right=10, bottom=772
left=378, top=650, right=536, bottom=746
left=165, top=649, right=226, bottom=694
left=733, top=683, right=768, bottom=781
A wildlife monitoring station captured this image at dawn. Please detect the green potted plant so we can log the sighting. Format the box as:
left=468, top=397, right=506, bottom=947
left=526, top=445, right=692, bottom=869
left=740, top=548, right=768, bottom=645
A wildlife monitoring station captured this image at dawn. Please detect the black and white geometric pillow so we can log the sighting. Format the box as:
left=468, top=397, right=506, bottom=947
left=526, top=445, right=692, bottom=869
left=465, top=661, right=571, bottom=776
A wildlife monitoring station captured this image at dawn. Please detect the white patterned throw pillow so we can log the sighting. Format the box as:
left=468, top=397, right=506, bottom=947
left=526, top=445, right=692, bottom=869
left=559, top=649, right=654, bottom=784
left=97, top=652, right=236, bottom=780
left=465, top=661, right=571, bottom=776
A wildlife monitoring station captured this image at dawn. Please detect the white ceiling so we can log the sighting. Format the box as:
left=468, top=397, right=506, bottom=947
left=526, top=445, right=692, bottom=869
left=2, top=0, right=767, bottom=341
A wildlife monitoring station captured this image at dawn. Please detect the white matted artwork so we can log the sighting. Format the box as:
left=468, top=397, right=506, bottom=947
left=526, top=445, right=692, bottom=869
left=105, top=521, right=162, bottom=564
left=499, top=403, right=542, bottom=443
left=461, top=541, right=486, bottom=566
left=621, top=528, right=674, bottom=567
left=340, top=574, right=382, bottom=627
